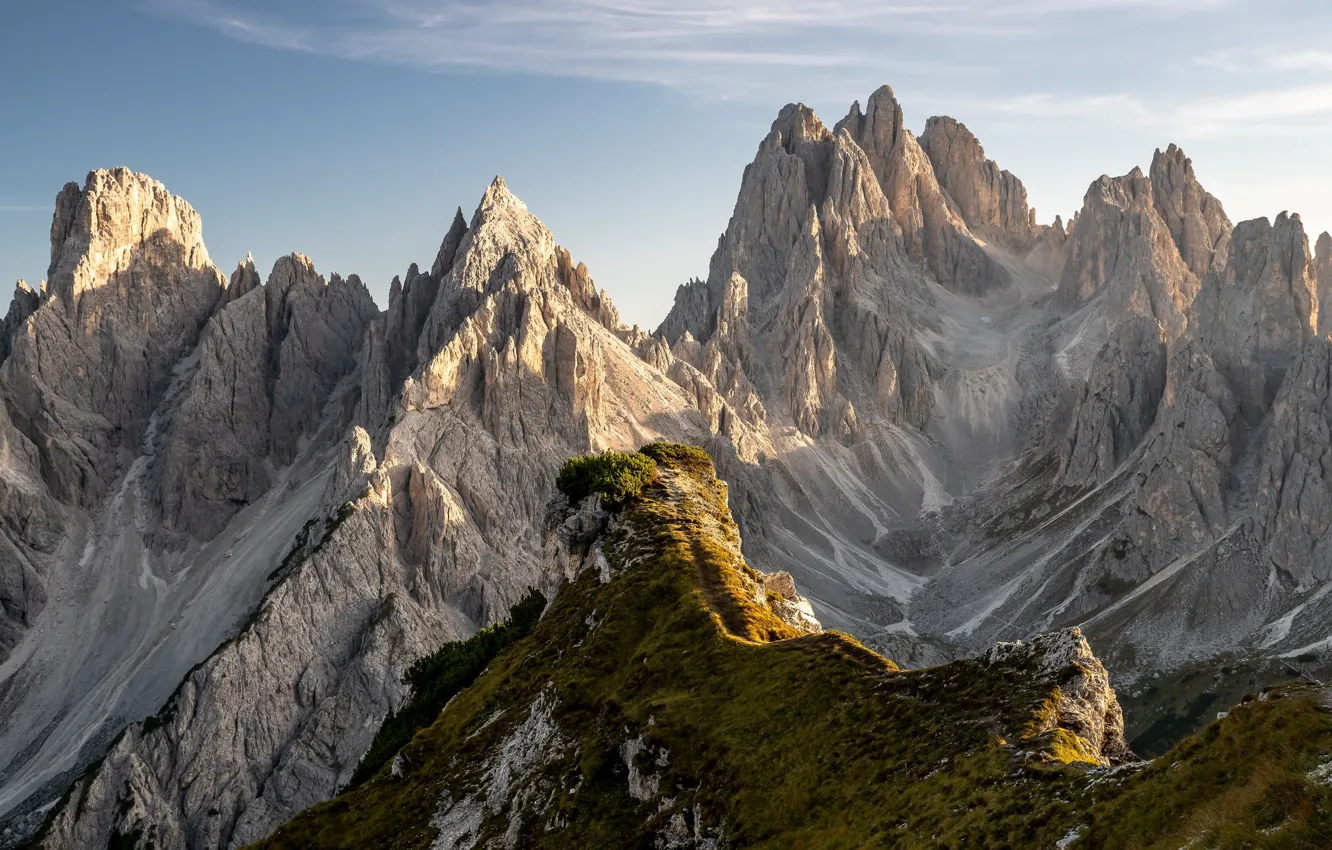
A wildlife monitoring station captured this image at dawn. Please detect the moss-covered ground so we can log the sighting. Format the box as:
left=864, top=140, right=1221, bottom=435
left=252, top=446, right=1332, bottom=850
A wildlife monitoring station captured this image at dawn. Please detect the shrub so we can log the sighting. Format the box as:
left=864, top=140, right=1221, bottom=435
left=348, top=588, right=547, bottom=788
left=556, top=450, right=657, bottom=510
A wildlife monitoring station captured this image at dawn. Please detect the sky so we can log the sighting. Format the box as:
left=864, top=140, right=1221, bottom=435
left=4, top=1, right=1332, bottom=329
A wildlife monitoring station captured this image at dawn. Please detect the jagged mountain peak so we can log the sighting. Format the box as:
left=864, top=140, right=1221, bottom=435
left=1150, top=142, right=1232, bottom=279
left=476, top=174, right=526, bottom=216
left=47, top=167, right=219, bottom=305
left=920, top=113, right=1035, bottom=247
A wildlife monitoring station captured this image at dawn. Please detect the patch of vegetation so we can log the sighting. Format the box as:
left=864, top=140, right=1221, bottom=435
left=251, top=445, right=1332, bottom=850
left=1080, top=683, right=1332, bottom=848
left=556, top=450, right=656, bottom=510
left=638, top=441, right=714, bottom=475
left=348, top=588, right=547, bottom=789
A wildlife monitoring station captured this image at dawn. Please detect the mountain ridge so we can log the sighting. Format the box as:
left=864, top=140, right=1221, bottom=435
left=3, top=83, right=1332, bottom=848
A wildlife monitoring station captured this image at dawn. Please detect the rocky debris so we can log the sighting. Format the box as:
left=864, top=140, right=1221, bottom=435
left=1149, top=144, right=1232, bottom=280
left=921, top=115, right=1034, bottom=249
left=983, top=628, right=1132, bottom=765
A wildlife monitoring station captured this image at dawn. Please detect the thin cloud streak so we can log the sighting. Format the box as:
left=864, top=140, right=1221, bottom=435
left=138, top=0, right=1332, bottom=147
left=140, top=0, right=1228, bottom=97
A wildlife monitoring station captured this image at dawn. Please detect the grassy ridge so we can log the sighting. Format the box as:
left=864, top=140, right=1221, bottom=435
left=253, top=445, right=1332, bottom=850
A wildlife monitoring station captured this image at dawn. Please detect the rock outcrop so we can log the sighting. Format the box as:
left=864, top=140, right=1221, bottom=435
left=5, top=168, right=226, bottom=506
left=1057, top=167, right=1199, bottom=337
left=1149, top=144, right=1232, bottom=280
left=0, top=281, right=40, bottom=365
left=921, top=115, right=1034, bottom=249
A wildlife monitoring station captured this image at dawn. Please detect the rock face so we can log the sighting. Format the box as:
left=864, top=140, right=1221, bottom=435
left=151, top=255, right=377, bottom=543
left=921, top=115, right=1034, bottom=249
left=9, top=86, right=1332, bottom=850
left=20, top=176, right=712, bottom=850
left=1317, top=232, right=1332, bottom=336
left=1150, top=144, right=1232, bottom=281
left=7, top=168, right=226, bottom=507
left=1057, top=167, right=1199, bottom=337
left=1256, top=336, right=1332, bottom=585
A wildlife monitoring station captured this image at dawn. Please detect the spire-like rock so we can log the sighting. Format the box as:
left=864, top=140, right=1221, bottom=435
left=835, top=86, right=1009, bottom=295
left=920, top=115, right=1034, bottom=248
left=1057, top=167, right=1198, bottom=337
left=0, top=280, right=40, bottom=364
left=430, top=208, right=469, bottom=279
left=1316, top=231, right=1332, bottom=336
left=1150, top=144, right=1232, bottom=280
left=1193, top=212, right=1318, bottom=420
left=225, top=254, right=261, bottom=304
left=4, top=168, right=227, bottom=505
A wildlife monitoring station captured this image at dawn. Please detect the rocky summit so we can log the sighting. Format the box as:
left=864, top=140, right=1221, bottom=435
left=1, top=84, right=1332, bottom=849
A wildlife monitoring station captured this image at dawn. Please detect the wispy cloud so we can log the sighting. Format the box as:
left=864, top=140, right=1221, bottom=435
left=139, top=0, right=1228, bottom=99
left=1195, top=46, right=1332, bottom=75
left=984, top=93, right=1152, bottom=121
left=1177, top=82, right=1332, bottom=135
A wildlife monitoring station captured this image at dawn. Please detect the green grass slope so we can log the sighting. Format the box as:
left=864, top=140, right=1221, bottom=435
left=252, top=446, right=1332, bottom=850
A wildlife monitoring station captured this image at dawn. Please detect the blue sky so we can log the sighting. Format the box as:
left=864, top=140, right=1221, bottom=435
left=4, top=1, right=1332, bottom=328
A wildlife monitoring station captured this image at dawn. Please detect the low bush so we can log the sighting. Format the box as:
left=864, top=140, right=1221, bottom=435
left=348, top=588, right=547, bottom=788
left=556, top=450, right=657, bottom=510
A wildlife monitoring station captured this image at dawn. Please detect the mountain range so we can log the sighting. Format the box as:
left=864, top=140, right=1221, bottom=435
left=2, top=84, right=1332, bottom=848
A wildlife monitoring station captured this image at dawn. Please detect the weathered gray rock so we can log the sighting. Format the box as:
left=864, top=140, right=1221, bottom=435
left=1150, top=144, right=1232, bottom=280
left=0, top=281, right=40, bottom=367
left=1193, top=213, right=1318, bottom=421
left=921, top=115, right=1034, bottom=249
left=151, top=255, right=376, bottom=543
left=1058, top=316, right=1167, bottom=488
left=836, top=87, right=1010, bottom=296
left=4, top=168, right=226, bottom=506
left=16, top=90, right=1332, bottom=850
left=1256, top=336, right=1332, bottom=585
left=1057, top=167, right=1198, bottom=337
left=31, top=177, right=713, bottom=850
left=1315, top=232, right=1332, bottom=336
